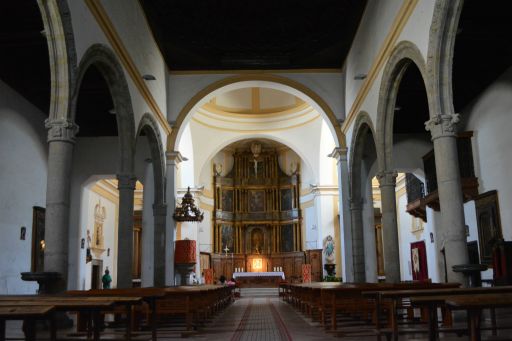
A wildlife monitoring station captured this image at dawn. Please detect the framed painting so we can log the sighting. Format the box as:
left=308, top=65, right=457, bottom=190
left=475, top=190, right=503, bottom=266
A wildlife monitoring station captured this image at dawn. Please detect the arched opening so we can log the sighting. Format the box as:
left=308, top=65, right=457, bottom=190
left=68, top=45, right=138, bottom=289
left=349, top=116, right=379, bottom=283
left=175, top=84, right=342, bottom=284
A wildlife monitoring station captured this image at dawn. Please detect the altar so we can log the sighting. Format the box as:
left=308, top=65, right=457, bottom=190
left=233, top=271, right=285, bottom=288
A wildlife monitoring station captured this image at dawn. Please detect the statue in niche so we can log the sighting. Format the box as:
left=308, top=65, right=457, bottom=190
left=323, top=235, right=335, bottom=264
left=91, top=200, right=106, bottom=258
left=251, top=228, right=264, bottom=254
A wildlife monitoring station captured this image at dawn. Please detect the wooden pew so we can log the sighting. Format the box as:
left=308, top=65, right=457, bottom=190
left=410, top=287, right=512, bottom=341
left=0, top=305, right=55, bottom=341
left=0, top=296, right=142, bottom=341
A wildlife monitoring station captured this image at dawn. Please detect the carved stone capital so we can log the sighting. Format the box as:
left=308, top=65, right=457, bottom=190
left=116, top=174, right=137, bottom=190
left=166, top=151, right=187, bottom=167
left=376, top=171, right=398, bottom=188
left=45, top=118, right=79, bottom=143
left=153, top=203, right=168, bottom=217
left=424, top=113, right=460, bottom=140
left=328, top=147, right=348, bottom=163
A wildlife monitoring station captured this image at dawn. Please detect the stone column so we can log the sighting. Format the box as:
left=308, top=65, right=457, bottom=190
left=43, top=119, right=78, bottom=291
left=350, top=199, right=365, bottom=282
left=116, top=174, right=137, bottom=288
left=329, top=147, right=353, bottom=282
left=153, top=203, right=167, bottom=287
left=425, top=113, right=469, bottom=285
left=165, top=151, right=184, bottom=286
left=141, top=160, right=154, bottom=287
left=376, top=171, right=401, bottom=283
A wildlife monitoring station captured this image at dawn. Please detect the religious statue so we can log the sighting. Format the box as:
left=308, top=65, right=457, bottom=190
left=323, top=235, right=335, bottom=264
left=251, top=228, right=263, bottom=254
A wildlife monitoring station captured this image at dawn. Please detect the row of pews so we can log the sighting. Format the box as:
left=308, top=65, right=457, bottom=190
left=0, top=285, right=233, bottom=341
left=280, top=281, right=512, bottom=341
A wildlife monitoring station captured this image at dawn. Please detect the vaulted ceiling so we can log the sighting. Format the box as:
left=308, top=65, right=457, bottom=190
left=138, top=0, right=368, bottom=70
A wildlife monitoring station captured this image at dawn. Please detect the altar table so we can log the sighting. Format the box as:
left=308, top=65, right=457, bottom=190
left=233, top=272, right=285, bottom=287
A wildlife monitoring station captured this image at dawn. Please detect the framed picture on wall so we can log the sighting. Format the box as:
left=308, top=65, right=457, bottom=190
left=475, top=190, right=503, bottom=266
left=410, top=241, right=428, bottom=281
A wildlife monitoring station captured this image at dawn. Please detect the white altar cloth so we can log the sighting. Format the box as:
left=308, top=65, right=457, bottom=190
left=233, top=271, right=285, bottom=280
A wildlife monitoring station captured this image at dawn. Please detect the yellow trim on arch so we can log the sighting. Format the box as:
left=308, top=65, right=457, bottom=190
left=85, top=0, right=172, bottom=135
left=342, top=0, right=418, bottom=133
left=168, top=74, right=347, bottom=150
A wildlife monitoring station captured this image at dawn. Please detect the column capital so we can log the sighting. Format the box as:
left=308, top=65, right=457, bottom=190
left=45, top=118, right=79, bottom=143
left=424, top=113, right=460, bottom=140
left=376, top=171, right=398, bottom=187
left=328, top=147, right=348, bottom=163
left=153, top=203, right=168, bottom=217
left=117, top=174, right=137, bottom=190
left=166, top=151, right=187, bottom=167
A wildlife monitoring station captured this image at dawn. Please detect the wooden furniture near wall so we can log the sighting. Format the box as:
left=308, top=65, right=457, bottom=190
left=305, top=249, right=322, bottom=282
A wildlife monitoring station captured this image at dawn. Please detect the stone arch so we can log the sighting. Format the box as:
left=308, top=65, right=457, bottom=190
left=349, top=111, right=379, bottom=201
left=376, top=41, right=430, bottom=171
left=427, top=0, right=464, bottom=116
left=71, top=44, right=136, bottom=174
left=168, top=74, right=346, bottom=151
left=37, top=0, right=77, bottom=121
left=135, top=113, right=166, bottom=206
left=348, top=111, right=380, bottom=282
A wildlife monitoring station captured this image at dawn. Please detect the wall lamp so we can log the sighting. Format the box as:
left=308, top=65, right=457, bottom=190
left=354, top=73, right=367, bottom=80
left=142, top=74, right=156, bottom=81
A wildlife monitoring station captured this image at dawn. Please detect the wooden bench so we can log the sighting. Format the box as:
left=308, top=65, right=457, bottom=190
left=410, top=287, right=512, bottom=341
left=0, top=295, right=142, bottom=341
left=0, top=305, right=55, bottom=341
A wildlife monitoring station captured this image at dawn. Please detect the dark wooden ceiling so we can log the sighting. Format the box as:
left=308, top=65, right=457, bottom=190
left=138, top=0, right=368, bottom=70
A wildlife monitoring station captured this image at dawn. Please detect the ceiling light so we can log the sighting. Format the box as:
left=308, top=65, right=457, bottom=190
left=354, top=73, right=367, bottom=80
left=142, top=74, right=156, bottom=81
left=173, top=187, right=204, bottom=222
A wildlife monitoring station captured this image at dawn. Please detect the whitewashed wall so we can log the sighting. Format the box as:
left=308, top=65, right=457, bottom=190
left=0, top=80, right=47, bottom=294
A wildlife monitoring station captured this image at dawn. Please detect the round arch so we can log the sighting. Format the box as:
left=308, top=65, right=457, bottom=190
left=376, top=41, right=430, bottom=171
left=193, top=133, right=317, bottom=185
left=168, top=74, right=346, bottom=151
left=136, top=113, right=166, bottom=206
left=37, top=0, right=77, bottom=121
left=427, top=0, right=464, bottom=116
left=71, top=44, right=136, bottom=174
left=349, top=111, right=379, bottom=200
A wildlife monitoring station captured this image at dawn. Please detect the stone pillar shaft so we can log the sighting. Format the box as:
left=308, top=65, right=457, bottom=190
left=377, top=171, right=400, bottom=283
left=165, top=151, right=184, bottom=286
left=330, top=147, right=353, bottom=282
left=426, top=113, right=468, bottom=285
left=116, top=174, right=137, bottom=288
left=153, top=204, right=167, bottom=287
left=350, top=200, right=365, bottom=282
left=44, top=119, right=78, bottom=290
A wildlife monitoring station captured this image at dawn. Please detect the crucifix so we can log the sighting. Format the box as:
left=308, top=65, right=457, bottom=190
left=223, top=245, right=230, bottom=256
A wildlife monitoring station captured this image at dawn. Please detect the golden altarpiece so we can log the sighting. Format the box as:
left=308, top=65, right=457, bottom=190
left=210, top=143, right=313, bottom=282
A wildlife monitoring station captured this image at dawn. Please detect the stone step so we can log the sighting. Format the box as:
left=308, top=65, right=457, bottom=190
left=239, top=288, right=279, bottom=297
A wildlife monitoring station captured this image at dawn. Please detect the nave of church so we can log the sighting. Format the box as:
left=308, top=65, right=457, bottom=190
left=1, top=0, right=512, bottom=340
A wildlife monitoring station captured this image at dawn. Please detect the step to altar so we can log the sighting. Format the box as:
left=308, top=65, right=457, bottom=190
left=240, top=287, right=279, bottom=297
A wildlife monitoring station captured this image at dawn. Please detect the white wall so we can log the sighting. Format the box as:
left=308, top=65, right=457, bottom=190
left=462, top=68, right=512, bottom=241
left=81, top=186, right=118, bottom=289
left=0, top=80, right=47, bottom=294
